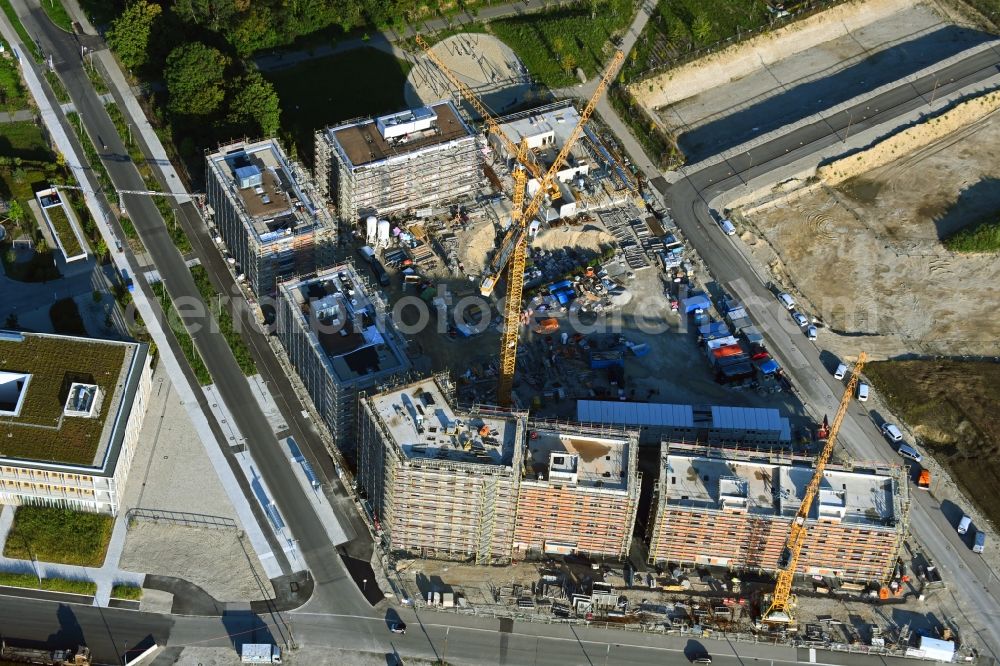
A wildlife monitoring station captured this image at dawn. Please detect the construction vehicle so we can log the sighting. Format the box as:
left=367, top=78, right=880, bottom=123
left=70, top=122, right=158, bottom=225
left=917, top=469, right=931, bottom=489
left=762, top=352, right=868, bottom=626
left=0, top=642, right=91, bottom=665
left=416, top=33, right=624, bottom=405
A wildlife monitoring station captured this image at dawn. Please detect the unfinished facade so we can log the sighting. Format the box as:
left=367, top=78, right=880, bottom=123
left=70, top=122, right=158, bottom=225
left=357, top=375, right=526, bottom=564
left=314, top=101, right=479, bottom=222
left=206, top=139, right=337, bottom=296
left=513, top=424, right=640, bottom=560
left=275, top=264, right=409, bottom=449
left=647, top=444, right=909, bottom=583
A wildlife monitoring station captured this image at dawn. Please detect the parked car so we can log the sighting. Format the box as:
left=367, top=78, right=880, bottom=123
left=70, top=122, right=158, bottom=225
left=857, top=382, right=870, bottom=401
left=389, top=622, right=407, bottom=634
left=974, top=530, right=986, bottom=553
left=833, top=363, right=848, bottom=380
left=897, top=443, right=922, bottom=463
left=691, top=654, right=713, bottom=664
left=806, top=325, right=817, bottom=340
left=792, top=312, right=808, bottom=327
left=881, top=423, right=903, bottom=443
left=958, top=515, right=972, bottom=535
left=779, top=293, right=795, bottom=310
left=718, top=218, right=736, bottom=236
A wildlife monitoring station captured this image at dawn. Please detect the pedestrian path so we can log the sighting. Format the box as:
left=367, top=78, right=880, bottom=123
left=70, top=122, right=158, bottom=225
left=0, top=109, right=34, bottom=122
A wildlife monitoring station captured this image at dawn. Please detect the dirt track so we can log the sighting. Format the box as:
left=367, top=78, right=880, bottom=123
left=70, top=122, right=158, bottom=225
left=739, top=110, right=1000, bottom=357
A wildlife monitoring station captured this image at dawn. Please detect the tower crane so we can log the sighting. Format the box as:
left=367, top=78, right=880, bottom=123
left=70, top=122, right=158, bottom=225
left=496, top=51, right=624, bottom=405
left=763, top=352, right=868, bottom=625
left=414, top=35, right=557, bottom=201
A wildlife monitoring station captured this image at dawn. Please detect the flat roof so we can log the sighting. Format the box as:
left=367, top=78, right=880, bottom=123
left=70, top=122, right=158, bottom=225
left=0, top=331, right=144, bottom=467
left=577, top=400, right=791, bottom=442
left=206, top=139, right=333, bottom=243
left=280, top=264, right=408, bottom=385
left=662, top=448, right=900, bottom=528
left=523, top=428, right=632, bottom=491
left=367, top=378, right=520, bottom=468
left=327, top=101, right=473, bottom=169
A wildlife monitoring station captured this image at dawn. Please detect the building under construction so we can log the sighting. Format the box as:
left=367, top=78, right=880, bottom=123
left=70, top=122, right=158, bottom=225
left=513, top=424, right=640, bottom=560
left=205, top=139, right=337, bottom=297
left=276, top=264, right=410, bottom=448
left=314, top=101, right=479, bottom=223
left=647, top=443, right=909, bottom=583
left=358, top=375, right=526, bottom=564
left=357, top=377, right=642, bottom=563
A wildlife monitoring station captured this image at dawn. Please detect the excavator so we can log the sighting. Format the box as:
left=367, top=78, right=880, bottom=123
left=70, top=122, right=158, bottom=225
left=762, top=352, right=868, bottom=625
left=415, top=36, right=625, bottom=406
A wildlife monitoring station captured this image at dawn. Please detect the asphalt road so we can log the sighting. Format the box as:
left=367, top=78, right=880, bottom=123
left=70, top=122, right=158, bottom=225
left=17, top=1, right=373, bottom=616
left=662, top=42, right=1000, bottom=658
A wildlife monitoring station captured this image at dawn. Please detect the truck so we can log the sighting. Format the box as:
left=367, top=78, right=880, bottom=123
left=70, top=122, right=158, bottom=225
left=917, top=469, right=931, bottom=489
left=240, top=644, right=282, bottom=664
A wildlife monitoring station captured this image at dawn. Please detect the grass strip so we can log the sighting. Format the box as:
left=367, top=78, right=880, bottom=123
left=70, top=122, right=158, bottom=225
left=607, top=85, right=685, bottom=170
left=0, top=571, right=97, bottom=595
left=151, top=281, right=212, bottom=385
left=44, top=69, right=70, bottom=104
left=39, top=0, right=73, bottom=32
left=190, top=265, right=256, bottom=376
left=42, top=202, right=84, bottom=256
left=111, top=583, right=143, bottom=600
left=66, top=111, right=113, bottom=196
left=944, top=219, right=1000, bottom=253
left=0, top=0, right=42, bottom=61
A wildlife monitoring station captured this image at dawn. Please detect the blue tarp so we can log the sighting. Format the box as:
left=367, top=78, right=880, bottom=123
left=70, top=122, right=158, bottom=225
left=682, top=293, right=711, bottom=314
left=549, top=280, right=573, bottom=293
left=553, top=288, right=575, bottom=305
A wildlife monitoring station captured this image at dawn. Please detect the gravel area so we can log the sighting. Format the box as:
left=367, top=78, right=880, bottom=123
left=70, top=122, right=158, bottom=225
left=120, top=522, right=270, bottom=602
left=169, top=646, right=412, bottom=665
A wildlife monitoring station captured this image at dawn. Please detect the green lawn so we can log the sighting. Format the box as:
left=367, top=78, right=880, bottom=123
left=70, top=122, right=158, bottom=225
left=151, top=281, right=212, bottom=385
left=490, top=0, right=634, bottom=88
left=944, top=218, right=1000, bottom=253
left=39, top=0, right=74, bottom=32
left=4, top=506, right=113, bottom=567
left=190, top=265, right=256, bottom=376
left=0, top=120, right=55, bottom=163
left=264, top=47, right=412, bottom=162
left=0, top=54, right=28, bottom=110
left=0, top=571, right=97, bottom=595
left=42, top=202, right=84, bottom=257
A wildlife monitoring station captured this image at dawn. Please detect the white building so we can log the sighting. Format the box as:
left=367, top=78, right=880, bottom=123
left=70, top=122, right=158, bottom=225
left=0, top=331, right=153, bottom=515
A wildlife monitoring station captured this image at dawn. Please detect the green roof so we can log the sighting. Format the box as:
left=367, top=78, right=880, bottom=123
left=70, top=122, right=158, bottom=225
left=0, top=333, right=134, bottom=466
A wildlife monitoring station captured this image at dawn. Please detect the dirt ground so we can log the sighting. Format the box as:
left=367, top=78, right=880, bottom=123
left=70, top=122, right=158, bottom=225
left=738, top=110, right=1000, bottom=358
left=120, top=522, right=271, bottom=601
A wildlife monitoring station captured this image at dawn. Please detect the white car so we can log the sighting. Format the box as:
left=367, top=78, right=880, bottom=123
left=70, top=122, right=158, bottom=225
left=881, top=423, right=903, bottom=442
left=792, top=312, right=808, bottom=327
left=779, top=293, right=795, bottom=310
left=806, top=325, right=817, bottom=340
left=857, top=382, right=870, bottom=401
left=833, top=363, right=848, bottom=380
left=718, top=219, right=736, bottom=236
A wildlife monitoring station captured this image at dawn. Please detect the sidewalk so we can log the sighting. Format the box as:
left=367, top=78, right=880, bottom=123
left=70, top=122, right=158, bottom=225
left=0, top=505, right=144, bottom=606
left=0, top=4, right=287, bottom=585
left=0, top=109, right=34, bottom=123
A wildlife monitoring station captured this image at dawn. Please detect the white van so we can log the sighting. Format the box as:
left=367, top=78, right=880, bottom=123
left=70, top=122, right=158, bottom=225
left=718, top=219, right=736, bottom=236
left=778, top=293, right=795, bottom=310
left=833, top=363, right=848, bottom=380
left=897, top=443, right=922, bottom=463
left=881, top=423, right=903, bottom=443
left=857, top=382, right=870, bottom=401
left=958, top=515, right=972, bottom=535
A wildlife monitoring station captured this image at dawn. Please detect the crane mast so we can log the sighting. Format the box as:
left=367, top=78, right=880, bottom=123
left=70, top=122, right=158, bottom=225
left=496, top=50, right=624, bottom=406
left=764, top=352, right=869, bottom=624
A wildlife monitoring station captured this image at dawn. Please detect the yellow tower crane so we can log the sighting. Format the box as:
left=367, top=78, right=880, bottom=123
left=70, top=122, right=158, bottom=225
left=496, top=51, right=624, bottom=406
left=763, top=351, right=868, bottom=625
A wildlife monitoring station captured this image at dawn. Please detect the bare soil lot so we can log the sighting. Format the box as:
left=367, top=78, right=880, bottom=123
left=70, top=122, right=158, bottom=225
left=739, top=111, right=1000, bottom=357
left=866, top=359, right=1000, bottom=532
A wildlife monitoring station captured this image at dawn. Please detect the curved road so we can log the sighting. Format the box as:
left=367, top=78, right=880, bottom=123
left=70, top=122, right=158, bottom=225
left=660, top=43, right=1000, bottom=659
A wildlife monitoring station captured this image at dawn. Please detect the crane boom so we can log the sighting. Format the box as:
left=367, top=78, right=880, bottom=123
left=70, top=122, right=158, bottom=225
left=497, top=50, right=624, bottom=405
left=414, top=35, right=550, bottom=190
left=764, top=352, right=869, bottom=624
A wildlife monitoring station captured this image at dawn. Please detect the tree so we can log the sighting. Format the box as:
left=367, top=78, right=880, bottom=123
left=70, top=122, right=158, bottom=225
left=106, top=0, right=162, bottom=70
left=7, top=200, right=24, bottom=225
left=164, top=43, right=229, bottom=117
left=227, top=71, right=281, bottom=137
